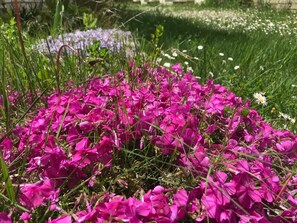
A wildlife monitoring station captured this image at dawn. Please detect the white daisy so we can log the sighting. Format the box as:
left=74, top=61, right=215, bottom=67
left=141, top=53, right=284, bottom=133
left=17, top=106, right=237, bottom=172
left=253, top=92, right=267, bottom=106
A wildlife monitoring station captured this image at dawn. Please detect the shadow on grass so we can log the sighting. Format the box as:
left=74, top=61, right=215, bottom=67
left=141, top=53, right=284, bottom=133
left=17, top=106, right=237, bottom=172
left=119, top=8, right=251, bottom=48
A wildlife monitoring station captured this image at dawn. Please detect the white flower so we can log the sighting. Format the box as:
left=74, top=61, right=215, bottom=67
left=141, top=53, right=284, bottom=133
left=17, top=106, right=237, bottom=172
left=279, top=112, right=290, bottom=120
left=234, top=65, right=240, bottom=70
left=184, top=61, right=189, bottom=65
left=219, top=53, right=224, bottom=56
left=194, top=57, right=199, bottom=60
left=172, top=52, right=178, bottom=57
left=279, top=112, right=296, bottom=124
left=253, top=92, right=267, bottom=106
left=187, top=66, right=193, bottom=73
left=164, top=54, right=174, bottom=60
left=182, top=50, right=187, bottom=53
left=198, top=45, right=203, bottom=50
left=156, top=57, right=162, bottom=63
left=163, top=62, right=171, bottom=68
left=292, top=84, right=297, bottom=88
left=228, top=57, right=233, bottom=61
left=209, top=71, right=214, bottom=78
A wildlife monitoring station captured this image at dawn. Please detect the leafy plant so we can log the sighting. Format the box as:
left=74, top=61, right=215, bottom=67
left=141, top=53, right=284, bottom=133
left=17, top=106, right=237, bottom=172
left=150, top=24, right=164, bottom=63
left=83, top=12, right=98, bottom=29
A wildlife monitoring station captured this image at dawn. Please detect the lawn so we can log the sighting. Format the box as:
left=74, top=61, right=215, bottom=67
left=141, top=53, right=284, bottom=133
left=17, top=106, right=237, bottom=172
left=0, top=1, right=297, bottom=222
left=119, top=2, right=297, bottom=133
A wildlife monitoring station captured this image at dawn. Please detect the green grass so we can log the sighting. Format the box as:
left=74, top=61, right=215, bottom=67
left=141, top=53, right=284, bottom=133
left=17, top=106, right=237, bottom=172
left=118, top=3, right=297, bottom=132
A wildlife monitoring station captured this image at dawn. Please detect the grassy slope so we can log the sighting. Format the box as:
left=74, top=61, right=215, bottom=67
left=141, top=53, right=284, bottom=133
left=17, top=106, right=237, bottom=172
left=118, top=3, right=297, bottom=132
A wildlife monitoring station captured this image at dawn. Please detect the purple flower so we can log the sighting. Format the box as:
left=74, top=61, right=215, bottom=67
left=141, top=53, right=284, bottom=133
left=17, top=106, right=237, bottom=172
left=33, top=28, right=135, bottom=58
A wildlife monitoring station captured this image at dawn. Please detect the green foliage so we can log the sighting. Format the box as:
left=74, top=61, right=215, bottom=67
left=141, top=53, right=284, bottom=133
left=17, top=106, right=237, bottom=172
left=85, top=40, right=115, bottom=74
left=203, top=0, right=254, bottom=8
left=53, top=0, right=64, bottom=35
left=0, top=153, right=16, bottom=205
left=150, top=24, right=164, bottom=63
left=83, top=12, right=98, bottom=29
left=0, top=18, right=17, bottom=45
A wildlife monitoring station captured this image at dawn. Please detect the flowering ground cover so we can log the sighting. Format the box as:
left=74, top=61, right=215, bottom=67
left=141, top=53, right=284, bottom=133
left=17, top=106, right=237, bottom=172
left=33, top=28, right=135, bottom=58
left=1, top=1, right=297, bottom=222
left=1, top=63, right=297, bottom=222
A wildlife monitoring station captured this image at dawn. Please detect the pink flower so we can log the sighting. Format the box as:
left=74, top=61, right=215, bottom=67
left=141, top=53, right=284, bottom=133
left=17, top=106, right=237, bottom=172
left=19, top=180, right=58, bottom=209
left=20, top=212, right=32, bottom=221
left=171, top=63, right=183, bottom=74
left=173, top=189, right=188, bottom=207
left=48, top=215, right=72, bottom=223
left=237, top=184, right=262, bottom=209
left=0, top=212, right=11, bottom=223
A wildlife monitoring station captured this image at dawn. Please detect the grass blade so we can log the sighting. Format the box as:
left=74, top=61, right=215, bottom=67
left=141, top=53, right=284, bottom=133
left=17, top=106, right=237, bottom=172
left=0, top=152, right=15, bottom=204
left=53, top=0, right=64, bottom=35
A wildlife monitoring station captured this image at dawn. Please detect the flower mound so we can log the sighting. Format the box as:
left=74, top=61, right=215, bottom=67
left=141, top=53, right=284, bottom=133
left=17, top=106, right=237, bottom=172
left=33, top=28, right=135, bottom=56
left=1, top=64, right=297, bottom=222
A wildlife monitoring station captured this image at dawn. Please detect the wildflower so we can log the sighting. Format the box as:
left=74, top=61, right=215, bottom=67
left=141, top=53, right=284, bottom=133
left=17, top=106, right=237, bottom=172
left=253, top=92, right=267, bottom=106
left=19, top=180, right=57, bottom=209
left=197, top=45, right=203, bottom=50
left=184, top=61, right=189, bottom=65
left=279, top=112, right=290, bottom=120
left=163, top=62, right=171, bottom=68
left=219, top=53, right=224, bottom=56
left=234, top=65, right=240, bottom=70
left=156, top=57, right=162, bottom=63
left=164, top=53, right=174, bottom=60
left=182, top=50, right=187, bottom=53
left=187, top=66, right=193, bottom=73
left=20, top=212, right=32, bottom=221
left=279, top=112, right=296, bottom=124
left=48, top=215, right=72, bottom=223
left=172, top=52, right=178, bottom=57
left=33, top=28, right=134, bottom=56
left=5, top=63, right=297, bottom=222
left=0, top=212, right=11, bottom=223
left=292, top=84, right=297, bottom=88
left=172, top=63, right=183, bottom=74
left=228, top=57, right=233, bottom=61
left=271, top=107, right=276, bottom=113
left=174, top=189, right=188, bottom=207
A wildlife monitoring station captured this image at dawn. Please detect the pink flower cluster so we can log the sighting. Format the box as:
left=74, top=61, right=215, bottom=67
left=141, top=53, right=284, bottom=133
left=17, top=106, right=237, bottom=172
left=1, top=64, right=297, bottom=222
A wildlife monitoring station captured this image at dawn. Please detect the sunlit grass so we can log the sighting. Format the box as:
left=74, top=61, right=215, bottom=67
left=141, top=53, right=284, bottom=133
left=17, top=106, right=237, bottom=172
left=119, top=3, right=297, bottom=133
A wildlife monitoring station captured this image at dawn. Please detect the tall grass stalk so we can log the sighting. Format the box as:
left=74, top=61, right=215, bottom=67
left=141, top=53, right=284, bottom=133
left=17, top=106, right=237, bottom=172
left=12, top=0, right=39, bottom=96
left=53, top=0, right=64, bottom=35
